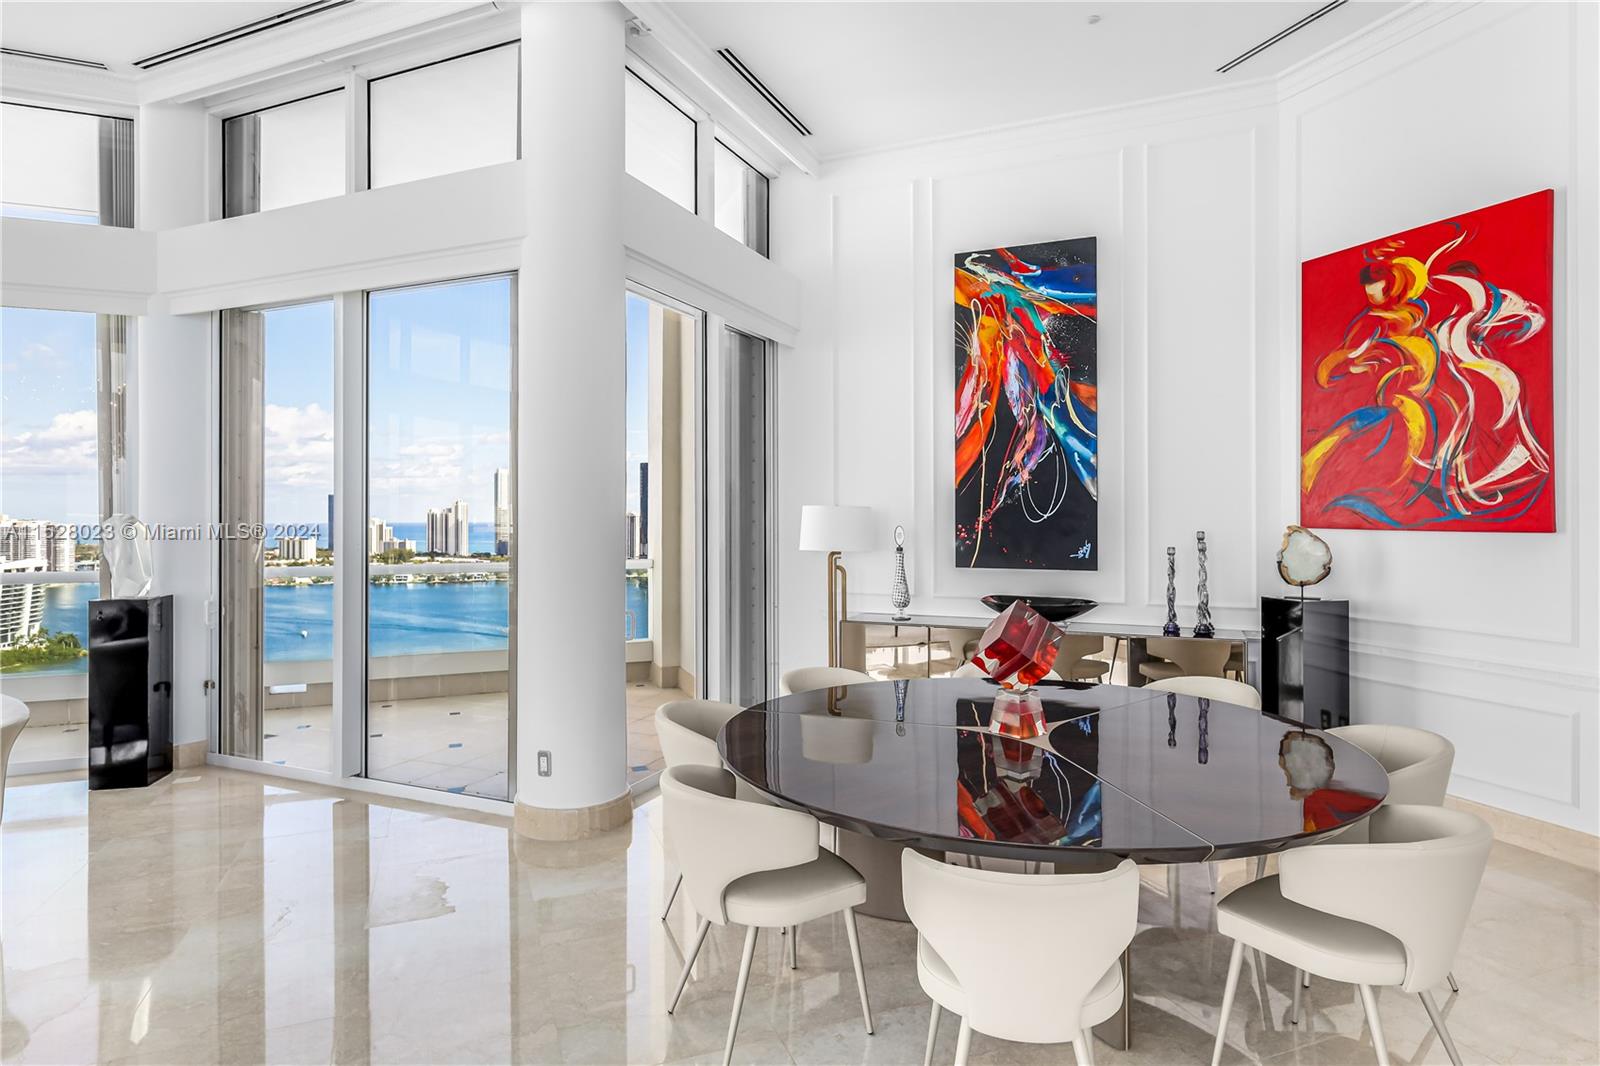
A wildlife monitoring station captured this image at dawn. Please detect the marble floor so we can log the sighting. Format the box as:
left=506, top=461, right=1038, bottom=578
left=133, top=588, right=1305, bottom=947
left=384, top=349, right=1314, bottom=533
left=2, top=768, right=1595, bottom=1066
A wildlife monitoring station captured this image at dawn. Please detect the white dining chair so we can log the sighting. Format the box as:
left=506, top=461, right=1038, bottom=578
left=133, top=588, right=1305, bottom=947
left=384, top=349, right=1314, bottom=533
left=1145, top=675, right=1262, bottom=711
left=655, top=699, right=743, bottom=922
left=1324, top=723, right=1460, bottom=993
left=1139, top=636, right=1232, bottom=681
left=1210, top=804, right=1491, bottom=1066
left=902, top=849, right=1138, bottom=1066
left=1328, top=724, right=1453, bottom=807
left=660, top=765, right=873, bottom=1066
left=780, top=665, right=873, bottom=694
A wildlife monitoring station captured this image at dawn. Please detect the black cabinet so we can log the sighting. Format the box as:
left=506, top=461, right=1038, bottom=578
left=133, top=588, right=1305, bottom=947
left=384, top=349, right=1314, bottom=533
left=1261, top=596, right=1349, bottom=729
left=88, top=596, right=173, bottom=789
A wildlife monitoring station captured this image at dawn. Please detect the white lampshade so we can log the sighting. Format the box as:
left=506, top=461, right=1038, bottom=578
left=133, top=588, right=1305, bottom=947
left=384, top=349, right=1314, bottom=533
left=799, top=504, right=877, bottom=552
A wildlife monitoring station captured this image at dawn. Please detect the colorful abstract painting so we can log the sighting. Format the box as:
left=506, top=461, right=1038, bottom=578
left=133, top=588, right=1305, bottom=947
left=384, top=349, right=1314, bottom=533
left=955, top=237, right=1098, bottom=569
left=1301, top=190, right=1555, bottom=532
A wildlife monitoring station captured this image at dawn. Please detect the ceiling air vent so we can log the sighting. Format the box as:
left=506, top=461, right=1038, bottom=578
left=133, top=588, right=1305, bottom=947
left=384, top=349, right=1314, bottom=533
left=133, top=0, right=357, bottom=70
left=1217, top=0, right=1347, bottom=74
left=717, top=48, right=811, bottom=137
left=0, top=48, right=109, bottom=71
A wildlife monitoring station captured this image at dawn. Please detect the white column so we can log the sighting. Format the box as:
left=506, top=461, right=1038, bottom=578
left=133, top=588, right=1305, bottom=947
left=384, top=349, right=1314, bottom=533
left=514, top=1, right=631, bottom=836
left=135, top=102, right=213, bottom=761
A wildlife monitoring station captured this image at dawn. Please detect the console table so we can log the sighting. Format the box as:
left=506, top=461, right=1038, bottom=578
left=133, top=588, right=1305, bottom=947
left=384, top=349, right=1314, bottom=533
left=841, top=610, right=1264, bottom=688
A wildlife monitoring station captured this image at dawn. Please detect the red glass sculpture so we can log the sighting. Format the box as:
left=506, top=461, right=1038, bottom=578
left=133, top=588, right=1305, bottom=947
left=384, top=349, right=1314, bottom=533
left=969, top=599, right=1063, bottom=689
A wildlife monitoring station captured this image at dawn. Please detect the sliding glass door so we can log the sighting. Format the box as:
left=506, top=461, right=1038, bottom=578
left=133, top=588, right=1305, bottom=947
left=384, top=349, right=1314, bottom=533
left=709, top=326, right=775, bottom=706
left=623, top=289, right=703, bottom=786
left=366, top=275, right=514, bottom=799
left=220, top=300, right=337, bottom=767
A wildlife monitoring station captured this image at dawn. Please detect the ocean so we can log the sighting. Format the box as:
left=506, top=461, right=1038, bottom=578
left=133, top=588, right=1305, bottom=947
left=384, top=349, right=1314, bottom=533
left=12, top=576, right=650, bottom=675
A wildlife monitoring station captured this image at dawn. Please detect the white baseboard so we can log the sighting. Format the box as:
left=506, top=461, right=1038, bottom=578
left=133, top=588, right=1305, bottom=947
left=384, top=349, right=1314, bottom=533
left=1447, top=794, right=1600, bottom=873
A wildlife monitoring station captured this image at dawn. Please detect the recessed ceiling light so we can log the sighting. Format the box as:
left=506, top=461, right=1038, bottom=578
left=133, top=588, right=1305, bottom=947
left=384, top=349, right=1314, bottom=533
left=1087, top=14, right=1103, bottom=24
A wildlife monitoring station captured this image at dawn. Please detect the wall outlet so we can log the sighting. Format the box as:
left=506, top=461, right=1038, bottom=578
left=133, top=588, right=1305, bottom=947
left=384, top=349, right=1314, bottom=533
left=537, top=750, right=552, bottom=777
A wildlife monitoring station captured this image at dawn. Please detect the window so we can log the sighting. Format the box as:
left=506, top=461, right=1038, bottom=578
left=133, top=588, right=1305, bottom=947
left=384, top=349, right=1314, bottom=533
left=714, top=141, right=769, bottom=256
left=223, top=90, right=346, bottom=217
left=219, top=300, right=337, bottom=769
left=1, top=306, right=125, bottom=767
left=368, top=43, right=520, bottom=190
left=367, top=275, right=514, bottom=799
left=0, top=102, right=133, bottom=226
left=624, top=70, right=695, bottom=212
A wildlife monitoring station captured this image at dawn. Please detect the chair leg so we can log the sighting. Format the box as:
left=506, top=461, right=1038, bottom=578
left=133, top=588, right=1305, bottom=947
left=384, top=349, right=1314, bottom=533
left=1446, top=971, right=1460, bottom=994
left=1207, top=863, right=1218, bottom=894
left=1211, top=940, right=1245, bottom=1066
left=667, top=917, right=711, bottom=1014
left=843, top=907, right=874, bottom=1034
left=722, top=926, right=760, bottom=1066
left=922, top=1002, right=940, bottom=1066
left=788, top=925, right=798, bottom=969
left=1291, top=968, right=1302, bottom=1025
left=1254, top=855, right=1267, bottom=881
left=1075, top=1029, right=1096, bottom=1066
left=1302, top=970, right=1311, bottom=989
left=953, top=1017, right=972, bottom=1066
left=662, top=872, right=682, bottom=922
left=1356, top=985, right=1390, bottom=1066
left=1419, top=991, right=1463, bottom=1066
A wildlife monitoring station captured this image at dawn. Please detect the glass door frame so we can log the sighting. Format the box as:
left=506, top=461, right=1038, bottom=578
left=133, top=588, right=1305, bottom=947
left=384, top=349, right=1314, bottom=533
left=624, top=280, right=709, bottom=699
left=213, top=278, right=518, bottom=811
left=702, top=322, right=779, bottom=705
left=359, top=272, right=518, bottom=800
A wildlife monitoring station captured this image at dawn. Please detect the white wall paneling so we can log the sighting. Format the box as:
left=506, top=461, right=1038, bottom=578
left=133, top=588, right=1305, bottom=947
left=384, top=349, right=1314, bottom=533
left=771, top=0, right=1597, bottom=834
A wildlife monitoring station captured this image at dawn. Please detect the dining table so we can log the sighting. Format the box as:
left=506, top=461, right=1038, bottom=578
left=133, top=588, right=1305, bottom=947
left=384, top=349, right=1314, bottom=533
left=717, top=677, right=1389, bottom=1050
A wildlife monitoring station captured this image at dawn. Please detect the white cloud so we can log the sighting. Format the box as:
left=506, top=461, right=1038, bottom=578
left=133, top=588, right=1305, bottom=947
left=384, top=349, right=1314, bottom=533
left=1, top=408, right=97, bottom=474
left=263, top=403, right=334, bottom=488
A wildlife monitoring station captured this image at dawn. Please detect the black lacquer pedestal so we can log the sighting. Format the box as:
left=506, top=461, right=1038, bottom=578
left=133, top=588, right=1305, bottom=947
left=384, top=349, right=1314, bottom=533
left=88, top=595, right=174, bottom=790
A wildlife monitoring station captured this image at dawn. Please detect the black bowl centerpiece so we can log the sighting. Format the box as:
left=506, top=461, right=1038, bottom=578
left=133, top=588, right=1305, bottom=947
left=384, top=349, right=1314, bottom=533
left=980, top=594, right=1098, bottom=625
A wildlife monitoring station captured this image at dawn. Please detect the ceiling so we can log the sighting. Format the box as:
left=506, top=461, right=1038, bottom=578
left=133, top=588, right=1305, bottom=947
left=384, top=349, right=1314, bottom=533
left=670, top=1, right=1403, bottom=160
left=0, top=2, right=307, bottom=72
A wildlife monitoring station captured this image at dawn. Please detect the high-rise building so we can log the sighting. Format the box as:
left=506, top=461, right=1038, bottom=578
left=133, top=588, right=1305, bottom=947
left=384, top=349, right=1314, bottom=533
left=0, top=517, right=43, bottom=563
left=624, top=513, right=639, bottom=560
left=494, top=468, right=512, bottom=555
left=278, top=536, right=319, bottom=562
left=639, top=461, right=649, bottom=559
left=426, top=501, right=470, bottom=555
left=367, top=517, right=394, bottom=556
left=0, top=558, right=46, bottom=649
left=327, top=493, right=335, bottom=551
left=45, top=523, right=74, bottom=572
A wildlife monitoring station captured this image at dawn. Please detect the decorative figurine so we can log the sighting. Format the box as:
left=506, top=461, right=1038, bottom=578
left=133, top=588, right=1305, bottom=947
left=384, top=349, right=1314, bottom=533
left=103, top=514, right=154, bottom=598
left=969, top=599, right=1063, bottom=741
left=1193, top=531, right=1215, bottom=639
left=1277, top=524, right=1333, bottom=600
left=1163, top=546, right=1180, bottom=636
left=890, top=525, right=911, bottom=621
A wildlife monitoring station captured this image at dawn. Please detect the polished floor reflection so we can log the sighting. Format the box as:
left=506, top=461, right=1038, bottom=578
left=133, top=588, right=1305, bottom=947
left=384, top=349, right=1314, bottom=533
left=2, top=769, right=1594, bottom=1065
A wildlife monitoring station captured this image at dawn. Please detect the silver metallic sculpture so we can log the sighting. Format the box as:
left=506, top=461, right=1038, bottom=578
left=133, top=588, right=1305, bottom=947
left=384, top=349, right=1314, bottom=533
left=1163, top=546, right=1180, bottom=636
left=1193, top=530, right=1215, bottom=639
left=102, top=514, right=153, bottom=598
left=889, top=525, right=911, bottom=621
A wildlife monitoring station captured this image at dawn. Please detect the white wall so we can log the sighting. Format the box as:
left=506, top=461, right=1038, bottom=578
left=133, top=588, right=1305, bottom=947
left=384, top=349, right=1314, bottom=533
left=1272, top=0, right=1598, bottom=834
left=771, top=1, right=1598, bottom=834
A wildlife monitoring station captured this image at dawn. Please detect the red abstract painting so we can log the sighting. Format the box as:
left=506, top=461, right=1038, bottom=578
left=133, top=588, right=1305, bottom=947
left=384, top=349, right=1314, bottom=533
left=1300, top=190, right=1554, bottom=532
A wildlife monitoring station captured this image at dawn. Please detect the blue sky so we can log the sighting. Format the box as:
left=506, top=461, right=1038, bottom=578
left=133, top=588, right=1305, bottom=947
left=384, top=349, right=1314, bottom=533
left=3, top=281, right=647, bottom=532
left=0, top=306, right=100, bottom=525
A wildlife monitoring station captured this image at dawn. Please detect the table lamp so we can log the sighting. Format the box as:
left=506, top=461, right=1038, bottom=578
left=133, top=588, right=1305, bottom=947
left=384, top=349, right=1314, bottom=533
left=799, top=504, right=877, bottom=666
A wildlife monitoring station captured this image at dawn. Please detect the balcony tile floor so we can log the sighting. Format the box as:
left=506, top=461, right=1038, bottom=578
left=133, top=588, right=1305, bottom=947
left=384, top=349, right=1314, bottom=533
left=2, top=767, right=1595, bottom=1065
left=11, top=682, right=679, bottom=796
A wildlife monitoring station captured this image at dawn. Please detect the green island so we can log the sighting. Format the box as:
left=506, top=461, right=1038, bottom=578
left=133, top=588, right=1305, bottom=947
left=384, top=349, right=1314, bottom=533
left=1, top=628, right=87, bottom=672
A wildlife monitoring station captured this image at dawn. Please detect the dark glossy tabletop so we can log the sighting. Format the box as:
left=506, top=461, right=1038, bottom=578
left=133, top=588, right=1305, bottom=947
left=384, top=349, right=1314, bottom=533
left=718, top=679, right=1388, bottom=865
